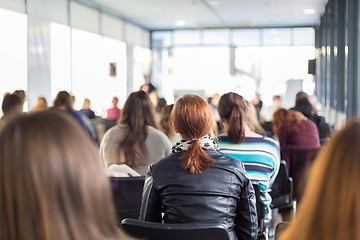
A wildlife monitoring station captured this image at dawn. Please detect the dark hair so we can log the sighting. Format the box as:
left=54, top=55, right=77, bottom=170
left=13, top=89, right=26, bottom=103
left=53, top=91, right=73, bottom=110
left=295, top=91, right=308, bottom=103
left=0, top=110, right=118, bottom=240
left=2, top=94, right=22, bottom=116
left=118, top=90, right=158, bottom=168
left=293, top=97, right=313, bottom=118
left=156, top=98, right=167, bottom=113
left=218, top=92, right=246, bottom=144
left=171, top=94, right=215, bottom=174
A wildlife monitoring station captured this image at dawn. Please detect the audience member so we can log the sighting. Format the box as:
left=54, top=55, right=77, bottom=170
left=0, top=110, right=119, bottom=240
left=106, top=96, right=121, bottom=120
left=252, top=92, right=263, bottom=120
left=273, top=108, right=320, bottom=149
left=53, top=91, right=95, bottom=139
left=79, top=98, right=96, bottom=119
left=13, top=89, right=26, bottom=107
left=1, top=94, right=23, bottom=120
left=30, top=96, right=48, bottom=112
left=159, top=104, right=181, bottom=145
left=100, top=90, right=172, bottom=176
left=246, top=100, right=267, bottom=136
left=217, top=92, right=280, bottom=229
left=155, top=97, right=167, bottom=122
left=279, top=120, right=360, bottom=240
left=292, top=97, right=332, bottom=144
left=139, top=94, right=258, bottom=240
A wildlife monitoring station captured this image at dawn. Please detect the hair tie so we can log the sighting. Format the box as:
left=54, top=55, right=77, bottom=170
left=191, top=139, right=199, bottom=143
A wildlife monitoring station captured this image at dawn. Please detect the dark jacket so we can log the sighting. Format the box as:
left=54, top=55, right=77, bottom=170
left=139, top=150, right=258, bottom=240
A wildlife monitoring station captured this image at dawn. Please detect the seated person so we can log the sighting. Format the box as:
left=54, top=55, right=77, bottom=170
left=0, top=110, right=119, bottom=240
left=100, top=91, right=172, bottom=176
left=279, top=120, right=360, bottom=240
left=139, top=94, right=258, bottom=240
left=217, top=92, right=280, bottom=229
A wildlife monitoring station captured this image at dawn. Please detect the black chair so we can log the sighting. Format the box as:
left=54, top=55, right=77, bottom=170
left=269, top=160, right=293, bottom=209
left=109, top=176, right=145, bottom=225
left=252, top=183, right=266, bottom=239
left=121, top=218, right=231, bottom=240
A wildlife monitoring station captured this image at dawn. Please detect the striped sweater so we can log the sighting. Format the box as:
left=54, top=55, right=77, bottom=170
left=218, top=135, right=280, bottom=223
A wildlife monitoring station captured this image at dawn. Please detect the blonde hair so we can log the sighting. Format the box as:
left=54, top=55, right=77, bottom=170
left=279, top=120, right=360, bottom=240
left=0, top=110, right=118, bottom=240
left=31, top=97, right=48, bottom=112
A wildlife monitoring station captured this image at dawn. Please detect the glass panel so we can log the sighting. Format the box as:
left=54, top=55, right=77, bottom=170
left=174, top=30, right=201, bottom=45
left=0, top=8, right=27, bottom=115
left=232, top=29, right=260, bottom=46
left=263, top=28, right=291, bottom=46
left=203, top=29, right=230, bottom=45
left=293, top=28, right=315, bottom=45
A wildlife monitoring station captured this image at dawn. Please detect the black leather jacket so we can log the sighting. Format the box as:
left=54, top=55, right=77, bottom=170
left=139, top=150, right=258, bottom=240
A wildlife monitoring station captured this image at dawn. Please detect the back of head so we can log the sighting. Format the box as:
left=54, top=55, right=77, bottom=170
left=295, top=91, right=308, bottom=104
left=82, top=98, right=91, bottom=109
left=159, top=104, right=175, bottom=138
left=171, top=94, right=215, bottom=174
left=294, top=97, right=313, bottom=118
left=31, top=97, right=48, bottom=112
left=279, top=120, right=360, bottom=240
left=156, top=98, right=167, bottom=113
left=13, top=89, right=26, bottom=104
left=118, top=90, right=157, bottom=167
left=272, top=108, right=302, bottom=135
left=2, top=94, right=23, bottom=117
left=218, top=92, right=246, bottom=144
left=0, top=111, right=117, bottom=240
left=53, top=91, right=72, bottom=110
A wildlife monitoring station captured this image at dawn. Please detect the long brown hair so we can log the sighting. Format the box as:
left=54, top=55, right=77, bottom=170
left=171, top=94, right=215, bottom=174
left=0, top=111, right=118, bottom=240
left=118, top=90, right=158, bottom=168
left=53, top=90, right=73, bottom=110
left=218, top=92, right=246, bottom=144
left=272, top=108, right=304, bottom=136
left=279, top=120, right=360, bottom=240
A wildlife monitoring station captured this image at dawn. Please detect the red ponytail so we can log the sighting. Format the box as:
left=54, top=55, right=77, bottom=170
left=171, top=94, right=216, bottom=174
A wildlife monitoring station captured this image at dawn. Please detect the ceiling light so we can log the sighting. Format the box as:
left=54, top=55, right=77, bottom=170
left=303, top=9, right=316, bottom=15
left=175, top=20, right=186, bottom=27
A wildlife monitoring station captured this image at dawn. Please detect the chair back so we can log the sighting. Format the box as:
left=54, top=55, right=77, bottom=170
left=281, top=146, right=320, bottom=203
left=121, top=218, right=231, bottom=240
left=252, top=183, right=266, bottom=237
left=270, top=160, right=293, bottom=209
left=110, top=176, right=145, bottom=225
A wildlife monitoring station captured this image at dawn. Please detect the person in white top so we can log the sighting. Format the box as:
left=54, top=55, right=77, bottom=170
left=100, top=90, right=172, bottom=176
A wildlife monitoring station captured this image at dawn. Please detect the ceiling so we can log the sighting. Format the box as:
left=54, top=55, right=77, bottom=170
left=90, top=0, right=327, bottom=31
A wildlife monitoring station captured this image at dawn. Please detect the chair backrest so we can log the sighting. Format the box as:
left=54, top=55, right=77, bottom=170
left=269, top=160, right=293, bottom=209
left=281, top=146, right=320, bottom=203
left=121, top=218, right=231, bottom=240
left=252, top=183, right=266, bottom=236
left=109, top=176, right=145, bottom=225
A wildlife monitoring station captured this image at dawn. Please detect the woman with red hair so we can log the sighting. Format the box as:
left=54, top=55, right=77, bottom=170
left=140, top=94, right=258, bottom=240
left=272, top=108, right=320, bottom=149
